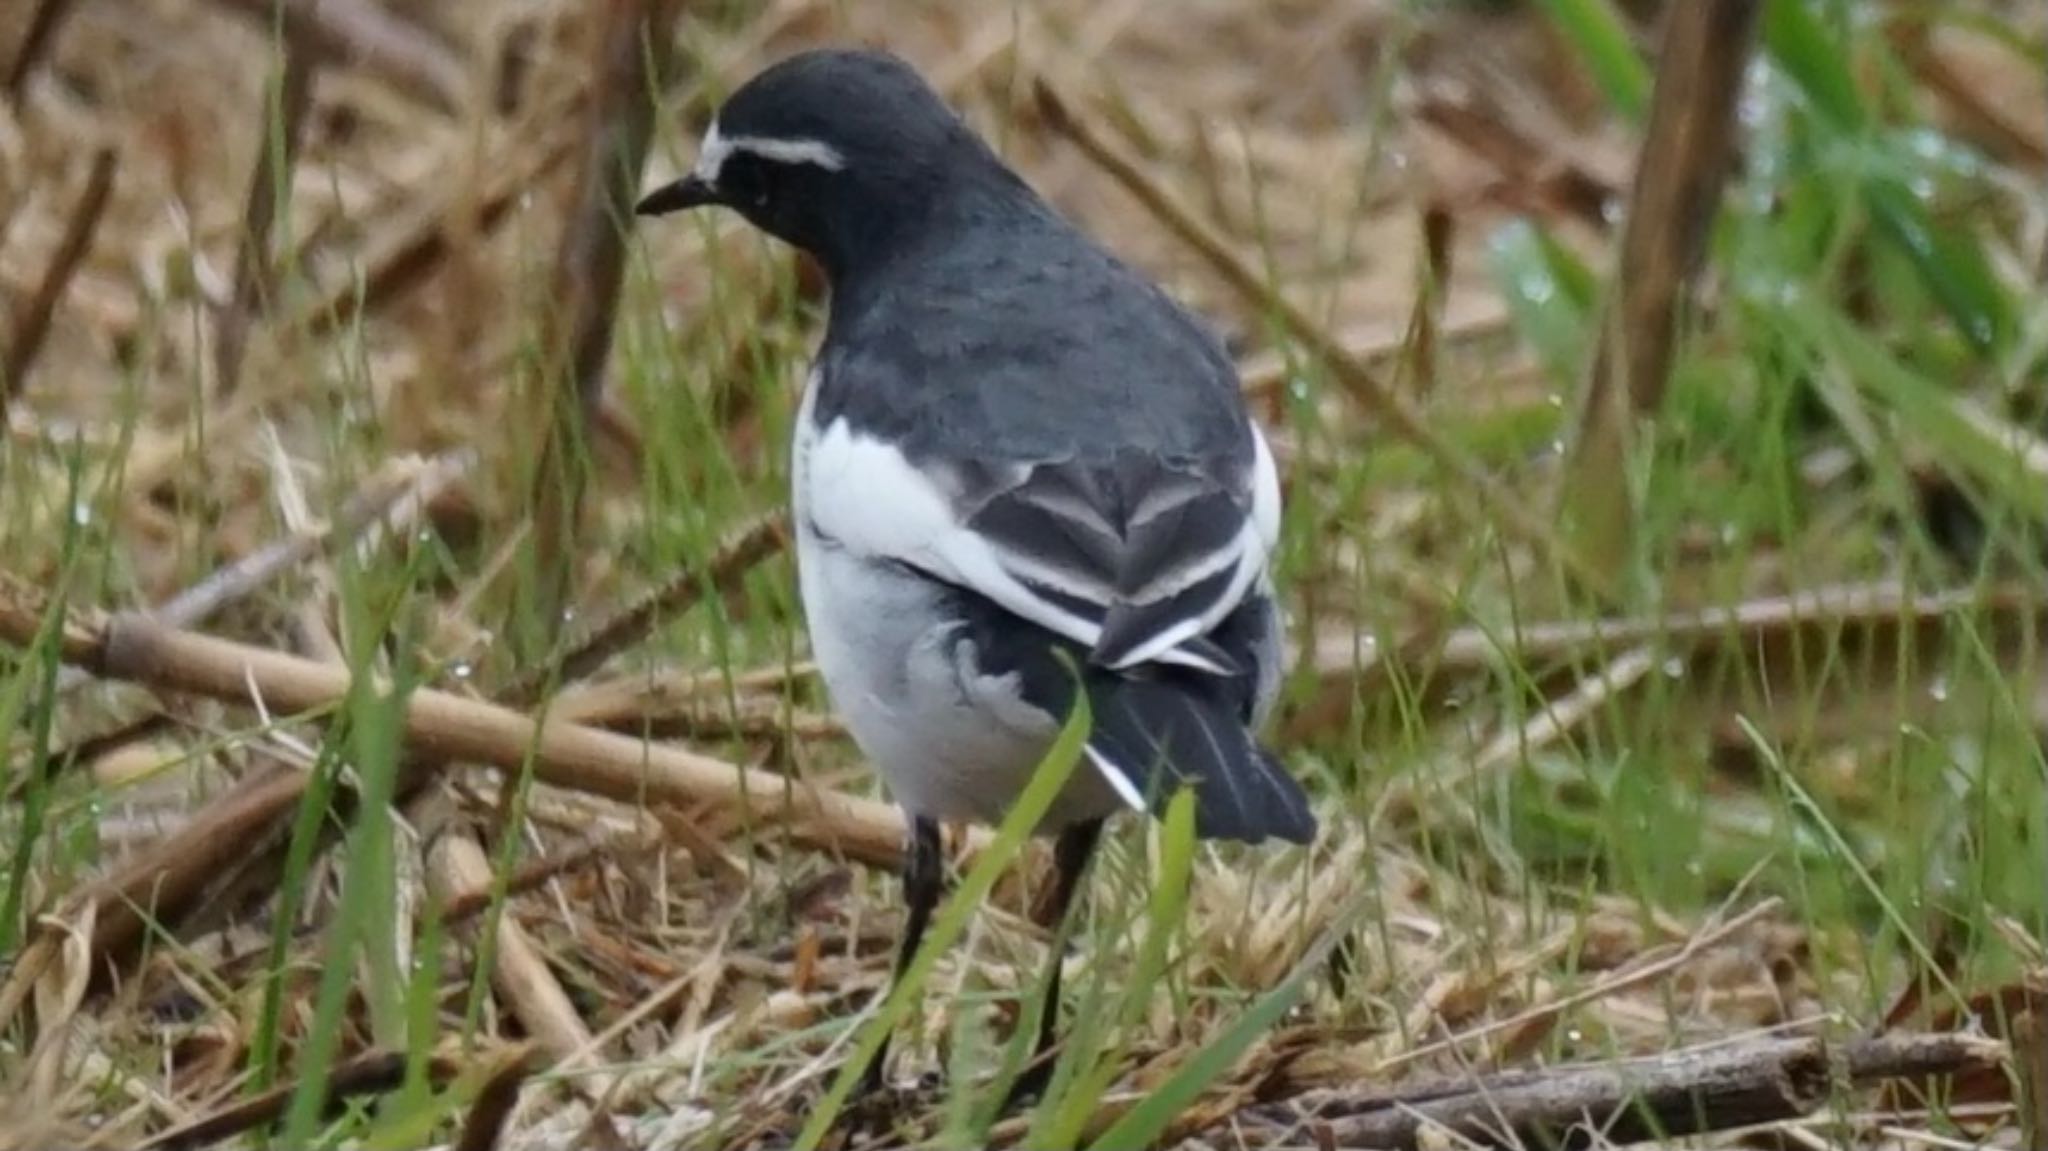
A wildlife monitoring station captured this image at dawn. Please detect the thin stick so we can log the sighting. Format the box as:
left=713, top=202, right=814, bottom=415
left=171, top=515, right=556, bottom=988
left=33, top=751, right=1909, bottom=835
left=208, top=0, right=468, bottom=115
left=138, top=1048, right=458, bottom=1150
left=505, top=510, right=788, bottom=705
left=2, top=0, right=78, bottom=100
left=262, top=454, right=600, bottom=1089
left=1031, top=79, right=1618, bottom=606
left=109, top=612, right=940, bottom=865
left=428, top=834, right=595, bottom=1064
left=0, top=574, right=951, bottom=871
left=436, top=826, right=660, bottom=925
left=1247, top=1032, right=2005, bottom=1151
left=0, top=457, right=468, bottom=990
left=214, top=3, right=321, bottom=397
left=1369, top=642, right=1661, bottom=827
left=45, top=449, right=473, bottom=699
left=1373, top=899, right=1784, bottom=1076
left=76, top=765, right=311, bottom=991
left=514, top=0, right=682, bottom=642
left=1315, top=578, right=2047, bottom=682
left=3, top=147, right=117, bottom=410
left=452, top=1046, right=542, bottom=1151
left=288, top=112, right=580, bottom=340
left=1557, top=1, right=1762, bottom=576
left=1397, top=203, right=1454, bottom=399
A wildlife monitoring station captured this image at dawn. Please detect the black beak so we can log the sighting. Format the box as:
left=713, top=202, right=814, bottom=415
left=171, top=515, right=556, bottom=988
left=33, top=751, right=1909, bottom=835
left=635, top=174, right=717, bottom=216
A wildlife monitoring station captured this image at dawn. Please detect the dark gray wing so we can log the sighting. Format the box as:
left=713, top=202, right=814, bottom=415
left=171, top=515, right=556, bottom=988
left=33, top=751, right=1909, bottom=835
left=952, top=447, right=1268, bottom=673
left=802, top=205, right=1284, bottom=675
left=797, top=410, right=1283, bottom=677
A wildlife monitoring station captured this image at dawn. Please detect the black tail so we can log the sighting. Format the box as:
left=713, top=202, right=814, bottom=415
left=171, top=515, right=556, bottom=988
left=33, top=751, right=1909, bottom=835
left=1084, top=673, right=1315, bottom=845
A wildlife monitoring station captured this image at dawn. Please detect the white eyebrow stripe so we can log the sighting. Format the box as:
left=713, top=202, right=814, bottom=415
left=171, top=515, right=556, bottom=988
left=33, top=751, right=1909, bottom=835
left=691, top=122, right=845, bottom=184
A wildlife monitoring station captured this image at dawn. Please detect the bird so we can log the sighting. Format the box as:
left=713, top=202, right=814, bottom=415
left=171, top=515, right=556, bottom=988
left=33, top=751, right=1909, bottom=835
left=635, top=47, right=1315, bottom=1106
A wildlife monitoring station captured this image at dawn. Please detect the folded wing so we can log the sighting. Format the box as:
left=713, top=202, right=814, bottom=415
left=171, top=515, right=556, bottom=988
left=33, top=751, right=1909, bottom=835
left=802, top=413, right=1282, bottom=678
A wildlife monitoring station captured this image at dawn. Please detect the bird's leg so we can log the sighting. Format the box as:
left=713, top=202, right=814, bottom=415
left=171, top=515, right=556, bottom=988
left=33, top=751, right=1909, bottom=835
left=1003, top=818, right=1105, bottom=1110
left=855, top=815, right=945, bottom=1098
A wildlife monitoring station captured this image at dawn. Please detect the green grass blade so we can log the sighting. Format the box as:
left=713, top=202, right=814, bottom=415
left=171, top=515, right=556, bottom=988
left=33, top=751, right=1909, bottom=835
left=1486, top=219, right=1596, bottom=388
left=1035, top=787, right=1199, bottom=1148
left=280, top=633, right=416, bottom=1143
left=1858, top=177, right=2012, bottom=355
left=791, top=657, right=1092, bottom=1151
left=1796, top=298, right=2048, bottom=522
left=1765, top=0, right=2014, bottom=353
left=1533, top=0, right=1651, bottom=120
left=1085, top=884, right=1370, bottom=1151
left=1763, top=0, right=1865, bottom=131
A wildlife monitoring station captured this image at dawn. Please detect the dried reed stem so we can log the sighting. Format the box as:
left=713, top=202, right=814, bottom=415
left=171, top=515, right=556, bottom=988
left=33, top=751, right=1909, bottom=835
left=1557, top=2, right=1762, bottom=578
left=213, top=3, right=321, bottom=397
left=2, top=147, right=117, bottom=410
left=1247, top=1032, right=2005, bottom=1151
left=0, top=573, right=952, bottom=872
left=515, top=0, right=680, bottom=646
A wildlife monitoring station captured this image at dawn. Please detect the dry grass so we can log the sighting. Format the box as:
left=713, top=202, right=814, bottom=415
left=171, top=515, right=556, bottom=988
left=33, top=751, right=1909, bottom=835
left=3, top=1, right=2046, bottom=1149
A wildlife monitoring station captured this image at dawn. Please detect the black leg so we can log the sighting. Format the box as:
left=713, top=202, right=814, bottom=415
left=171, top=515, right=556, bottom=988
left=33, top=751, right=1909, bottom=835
left=1004, top=818, right=1105, bottom=1109
left=855, top=815, right=945, bottom=1097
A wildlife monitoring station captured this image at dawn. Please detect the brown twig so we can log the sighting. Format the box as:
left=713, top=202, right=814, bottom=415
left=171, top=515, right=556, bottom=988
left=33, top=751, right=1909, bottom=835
left=158, top=613, right=934, bottom=863
left=2, top=0, right=78, bottom=100
left=2, top=146, right=117, bottom=411
left=71, top=763, right=312, bottom=988
left=436, top=825, right=661, bottom=925
left=1031, top=78, right=1618, bottom=606
left=505, top=510, right=789, bottom=705
left=428, top=833, right=596, bottom=1064
left=10, top=709, right=176, bottom=791
left=453, top=1046, right=543, bottom=1151
left=209, top=0, right=469, bottom=115
left=44, top=449, right=473, bottom=700
left=1556, top=1, right=1761, bottom=580
left=1369, top=643, right=1661, bottom=828
left=2, top=464, right=761, bottom=1008
left=1241, top=1032, right=2005, bottom=1150
left=138, top=1048, right=458, bottom=1150
left=0, top=455, right=470, bottom=994
left=1398, top=202, right=1454, bottom=399
left=513, top=0, right=682, bottom=646
left=1374, top=899, right=1785, bottom=1077
left=1312, top=578, right=2048, bottom=724
left=260, top=466, right=600, bottom=1085
left=0, top=570, right=960, bottom=871
left=2021, top=1010, right=2048, bottom=1151
left=213, top=4, right=321, bottom=397
left=288, top=109, right=580, bottom=341
left=1236, top=292, right=1511, bottom=399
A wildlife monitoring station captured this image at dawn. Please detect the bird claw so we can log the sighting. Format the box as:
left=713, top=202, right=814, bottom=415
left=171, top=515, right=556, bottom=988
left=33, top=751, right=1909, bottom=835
left=830, top=1067, right=945, bottom=1142
left=998, top=1052, right=1057, bottom=1115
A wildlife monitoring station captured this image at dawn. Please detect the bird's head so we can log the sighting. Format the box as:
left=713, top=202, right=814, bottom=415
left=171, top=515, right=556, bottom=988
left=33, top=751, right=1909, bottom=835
left=636, top=48, right=989, bottom=278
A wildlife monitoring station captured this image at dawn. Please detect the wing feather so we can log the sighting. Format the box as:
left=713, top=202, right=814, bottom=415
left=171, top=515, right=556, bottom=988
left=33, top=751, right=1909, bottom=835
left=802, top=411, right=1282, bottom=677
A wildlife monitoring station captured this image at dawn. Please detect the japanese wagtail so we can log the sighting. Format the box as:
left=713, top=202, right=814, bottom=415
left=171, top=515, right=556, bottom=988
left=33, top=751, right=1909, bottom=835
left=636, top=47, right=1315, bottom=1103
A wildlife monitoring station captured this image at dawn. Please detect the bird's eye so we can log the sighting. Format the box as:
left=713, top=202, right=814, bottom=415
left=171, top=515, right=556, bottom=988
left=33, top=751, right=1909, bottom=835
left=722, top=155, right=768, bottom=209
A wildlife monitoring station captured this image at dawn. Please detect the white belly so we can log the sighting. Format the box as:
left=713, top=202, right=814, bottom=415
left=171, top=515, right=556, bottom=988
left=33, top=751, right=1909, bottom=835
left=789, top=371, right=1123, bottom=832
left=792, top=520, right=1124, bottom=830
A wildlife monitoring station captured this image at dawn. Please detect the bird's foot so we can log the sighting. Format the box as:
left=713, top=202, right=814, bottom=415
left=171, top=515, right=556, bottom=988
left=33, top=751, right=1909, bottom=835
left=832, top=1062, right=943, bottom=1140
left=997, top=1051, right=1058, bottom=1115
